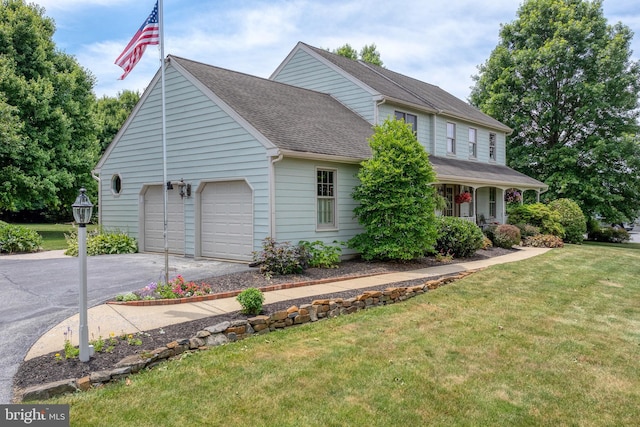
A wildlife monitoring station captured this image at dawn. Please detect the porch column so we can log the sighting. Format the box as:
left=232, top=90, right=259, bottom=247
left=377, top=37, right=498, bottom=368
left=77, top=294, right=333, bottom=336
left=501, top=188, right=506, bottom=224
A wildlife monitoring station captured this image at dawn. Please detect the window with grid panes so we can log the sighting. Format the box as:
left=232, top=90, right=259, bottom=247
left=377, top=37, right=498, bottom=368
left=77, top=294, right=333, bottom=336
left=447, top=122, right=456, bottom=154
left=469, top=128, right=477, bottom=158
left=489, top=133, right=496, bottom=161
left=317, top=169, right=336, bottom=228
left=394, top=111, right=417, bottom=134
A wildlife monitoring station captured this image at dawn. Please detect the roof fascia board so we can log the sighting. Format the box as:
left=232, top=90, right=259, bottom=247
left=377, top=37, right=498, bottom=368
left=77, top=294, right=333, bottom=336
left=169, top=57, right=278, bottom=152
left=279, top=149, right=365, bottom=164
left=436, top=175, right=547, bottom=190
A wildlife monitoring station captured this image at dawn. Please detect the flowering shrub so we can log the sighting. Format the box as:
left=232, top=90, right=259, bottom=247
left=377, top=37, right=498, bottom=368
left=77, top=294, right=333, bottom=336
left=115, top=276, right=213, bottom=301
left=493, top=224, right=521, bottom=248
left=454, top=192, right=472, bottom=204
left=523, top=234, right=565, bottom=248
left=504, top=189, right=522, bottom=203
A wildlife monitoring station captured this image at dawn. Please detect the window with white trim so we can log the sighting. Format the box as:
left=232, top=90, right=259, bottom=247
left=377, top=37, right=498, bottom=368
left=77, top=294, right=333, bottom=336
left=469, top=128, right=477, bottom=158
left=394, top=111, right=417, bottom=134
left=447, top=122, right=456, bottom=154
left=317, top=169, right=336, bottom=229
left=489, top=133, right=497, bottom=161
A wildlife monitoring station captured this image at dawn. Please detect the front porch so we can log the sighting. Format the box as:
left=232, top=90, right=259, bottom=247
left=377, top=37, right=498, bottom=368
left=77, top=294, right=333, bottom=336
left=435, top=184, right=543, bottom=228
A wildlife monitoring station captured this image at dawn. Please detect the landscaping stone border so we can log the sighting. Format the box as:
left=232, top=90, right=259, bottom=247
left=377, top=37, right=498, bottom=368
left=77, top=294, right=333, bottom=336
left=16, top=270, right=478, bottom=402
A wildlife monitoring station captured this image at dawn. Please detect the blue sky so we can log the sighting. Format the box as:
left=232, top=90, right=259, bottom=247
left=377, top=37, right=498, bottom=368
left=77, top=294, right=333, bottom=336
left=34, top=0, right=640, bottom=102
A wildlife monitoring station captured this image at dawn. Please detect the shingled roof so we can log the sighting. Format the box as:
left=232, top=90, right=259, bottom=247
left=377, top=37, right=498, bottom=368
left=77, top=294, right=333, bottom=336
left=301, top=43, right=511, bottom=133
left=429, top=155, right=547, bottom=189
left=170, top=56, right=373, bottom=160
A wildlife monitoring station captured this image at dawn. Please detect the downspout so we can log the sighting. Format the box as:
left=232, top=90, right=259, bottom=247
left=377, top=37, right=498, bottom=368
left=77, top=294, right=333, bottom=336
left=91, top=170, right=101, bottom=226
left=375, top=97, right=385, bottom=125
left=269, top=152, right=284, bottom=239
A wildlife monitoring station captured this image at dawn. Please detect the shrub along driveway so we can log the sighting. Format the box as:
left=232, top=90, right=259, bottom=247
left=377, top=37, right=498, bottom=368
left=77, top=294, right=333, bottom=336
left=0, top=251, right=250, bottom=404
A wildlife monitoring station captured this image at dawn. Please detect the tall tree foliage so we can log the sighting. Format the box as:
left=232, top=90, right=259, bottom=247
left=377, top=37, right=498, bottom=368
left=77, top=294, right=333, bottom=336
left=333, top=43, right=384, bottom=67
left=470, top=0, right=640, bottom=222
left=349, top=118, right=438, bottom=261
left=93, top=90, right=140, bottom=151
left=0, top=0, right=98, bottom=217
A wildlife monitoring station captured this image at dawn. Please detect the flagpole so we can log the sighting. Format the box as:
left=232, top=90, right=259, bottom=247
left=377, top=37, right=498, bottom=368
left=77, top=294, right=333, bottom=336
left=159, top=0, right=169, bottom=286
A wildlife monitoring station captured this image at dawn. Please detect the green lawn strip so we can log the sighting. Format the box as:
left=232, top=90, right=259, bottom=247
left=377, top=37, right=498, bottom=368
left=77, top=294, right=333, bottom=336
left=46, top=245, right=640, bottom=426
left=14, top=223, right=97, bottom=251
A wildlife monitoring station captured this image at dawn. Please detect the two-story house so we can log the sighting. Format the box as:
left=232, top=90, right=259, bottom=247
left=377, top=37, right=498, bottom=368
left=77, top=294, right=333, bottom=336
left=93, top=42, right=546, bottom=261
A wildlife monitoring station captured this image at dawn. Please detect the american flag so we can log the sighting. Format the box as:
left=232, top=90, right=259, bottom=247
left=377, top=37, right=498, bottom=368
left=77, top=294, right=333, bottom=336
left=114, top=1, right=160, bottom=80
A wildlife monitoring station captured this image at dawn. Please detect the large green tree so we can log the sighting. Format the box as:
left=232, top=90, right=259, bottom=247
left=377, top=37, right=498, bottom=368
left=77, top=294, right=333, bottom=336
left=470, top=0, right=640, bottom=222
left=333, top=43, right=384, bottom=67
left=349, top=118, right=438, bottom=261
left=93, top=90, right=140, bottom=151
left=0, top=0, right=98, bottom=217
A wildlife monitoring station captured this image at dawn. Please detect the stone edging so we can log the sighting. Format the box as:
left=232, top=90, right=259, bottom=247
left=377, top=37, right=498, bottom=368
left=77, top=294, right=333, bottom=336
left=16, top=270, right=480, bottom=402
left=107, top=272, right=388, bottom=306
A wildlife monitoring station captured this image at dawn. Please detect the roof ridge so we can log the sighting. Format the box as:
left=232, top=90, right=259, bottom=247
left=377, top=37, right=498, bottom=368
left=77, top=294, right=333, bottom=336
left=357, top=60, right=442, bottom=112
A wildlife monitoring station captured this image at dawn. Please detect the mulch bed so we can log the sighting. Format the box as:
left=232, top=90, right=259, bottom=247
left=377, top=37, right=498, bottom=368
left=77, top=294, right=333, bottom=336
left=13, top=247, right=514, bottom=392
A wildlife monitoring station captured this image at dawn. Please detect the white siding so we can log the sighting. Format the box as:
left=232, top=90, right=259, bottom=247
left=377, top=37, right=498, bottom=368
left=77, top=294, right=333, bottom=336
left=98, top=65, right=271, bottom=258
left=272, top=49, right=376, bottom=123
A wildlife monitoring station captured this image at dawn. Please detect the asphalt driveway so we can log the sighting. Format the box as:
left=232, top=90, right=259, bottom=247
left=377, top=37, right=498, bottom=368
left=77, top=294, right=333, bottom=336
left=0, top=251, right=250, bottom=403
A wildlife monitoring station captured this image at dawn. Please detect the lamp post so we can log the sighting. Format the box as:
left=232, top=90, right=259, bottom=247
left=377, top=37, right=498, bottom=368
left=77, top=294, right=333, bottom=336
left=72, top=188, right=94, bottom=362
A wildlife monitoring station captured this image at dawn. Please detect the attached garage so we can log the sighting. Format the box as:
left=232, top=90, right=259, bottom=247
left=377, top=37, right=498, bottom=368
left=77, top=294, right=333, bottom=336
left=143, top=185, right=185, bottom=254
left=200, top=180, right=253, bottom=261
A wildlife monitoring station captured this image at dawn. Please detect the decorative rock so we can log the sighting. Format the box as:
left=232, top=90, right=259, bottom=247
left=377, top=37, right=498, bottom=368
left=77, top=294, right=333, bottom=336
left=226, top=332, right=237, bottom=342
left=166, top=341, right=179, bottom=349
left=90, top=370, right=112, bottom=383
left=116, top=355, right=148, bottom=373
left=196, top=330, right=211, bottom=338
left=287, top=306, right=299, bottom=314
left=311, top=299, right=330, bottom=305
left=205, top=334, right=229, bottom=347
left=294, top=314, right=311, bottom=324
left=248, top=315, right=269, bottom=325
left=253, top=323, right=269, bottom=332
left=151, top=347, right=173, bottom=359
left=189, top=337, right=205, bottom=349
left=226, top=325, right=246, bottom=335
left=109, top=367, right=132, bottom=380
left=205, top=321, right=231, bottom=334
left=77, top=376, right=92, bottom=391
left=270, top=310, right=288, bottom=321
left=20, top=378, right=78, bottom=401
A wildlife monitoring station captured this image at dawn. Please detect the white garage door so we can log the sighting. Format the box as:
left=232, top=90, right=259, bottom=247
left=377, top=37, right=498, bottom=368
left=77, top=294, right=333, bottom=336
left=200, top=181, right=253, bottom=261
left=144, top=185, right=184, bottom=254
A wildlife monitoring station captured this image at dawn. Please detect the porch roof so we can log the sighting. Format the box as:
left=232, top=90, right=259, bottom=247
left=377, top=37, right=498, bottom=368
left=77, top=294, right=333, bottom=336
left=429, top=156, right=548, bottom=191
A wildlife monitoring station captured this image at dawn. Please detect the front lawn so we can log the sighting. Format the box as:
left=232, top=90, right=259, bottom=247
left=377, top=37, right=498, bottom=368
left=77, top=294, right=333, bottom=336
left=47, top=244, right=640, bottom=425
left=17, top=223, right=97, bottom=251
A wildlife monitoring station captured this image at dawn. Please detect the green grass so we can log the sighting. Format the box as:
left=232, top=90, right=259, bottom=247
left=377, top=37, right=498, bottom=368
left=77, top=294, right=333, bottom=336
left=44, top=244, right=640, bottom=426
left=13, top=223, right=97, bottom=251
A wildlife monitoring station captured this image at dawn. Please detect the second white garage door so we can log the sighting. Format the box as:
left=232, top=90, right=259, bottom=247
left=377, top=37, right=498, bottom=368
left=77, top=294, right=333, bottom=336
left=200, top=180, right=253, bottom=261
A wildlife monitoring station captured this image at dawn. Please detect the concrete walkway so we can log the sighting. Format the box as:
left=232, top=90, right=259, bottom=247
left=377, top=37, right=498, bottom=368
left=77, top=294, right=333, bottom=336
left=25, top=247, right=550, bottom=360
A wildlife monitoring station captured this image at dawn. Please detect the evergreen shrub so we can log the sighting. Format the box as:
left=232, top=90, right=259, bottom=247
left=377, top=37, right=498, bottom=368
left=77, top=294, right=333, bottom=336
left=433, top=217, right=484, bottom=258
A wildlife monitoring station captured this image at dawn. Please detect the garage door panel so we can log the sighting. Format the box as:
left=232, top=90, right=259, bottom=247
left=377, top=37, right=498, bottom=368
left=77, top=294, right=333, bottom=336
left=144, top=185, right=184, bottom=254
left=201, top=181, right=253, bottom=261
